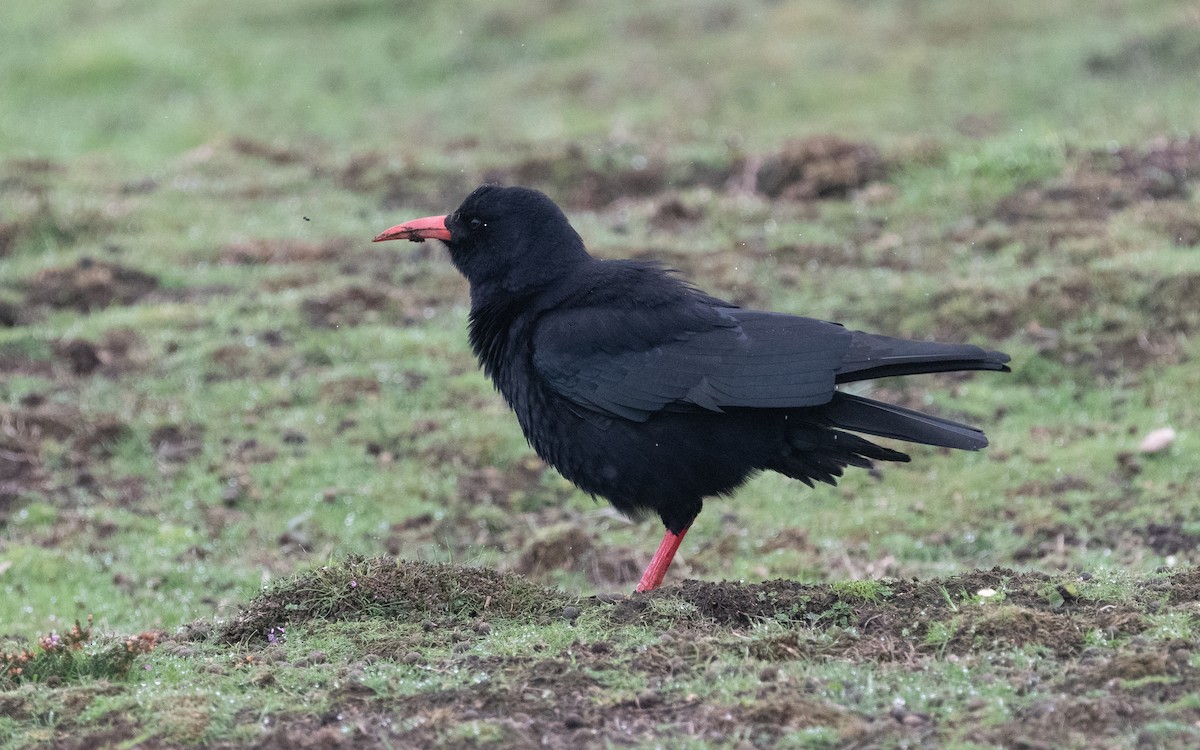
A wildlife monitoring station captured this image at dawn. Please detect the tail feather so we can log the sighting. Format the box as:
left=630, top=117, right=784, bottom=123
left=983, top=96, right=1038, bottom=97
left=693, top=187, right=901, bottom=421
left=770, top=332, right=1004, bottom=488
left=836, top=332, right=1011, bottom=384
left=774, top=426, right=910, bottom=488
left=819, top=392, right=990, bottom=451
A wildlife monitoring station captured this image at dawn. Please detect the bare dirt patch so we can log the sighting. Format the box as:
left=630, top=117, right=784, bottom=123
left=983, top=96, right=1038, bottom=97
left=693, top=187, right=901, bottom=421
left=53, top=328, right=146, bottom=376
left=455, top=461, right=546, bottom=510
left=996, top=170, right=1132, bottom=226
left=318, top=376, right=381, bottom=405
left=24, top=259, right=158, bottom=313
left=218, top=238, right=347, bottom=265
left=0, top=403, right=132, bottom=521
left=1094, top=135, right=1200, bottom=199
left=300, top=284, right=449, bottom=328
left=611, top=567, right=1152, bottom=658
left=1144, top=272, right=1200, bottom=334
left=1087, top=27, right=1200, bottom=77
left=0, top=220, right=22, bottom=258
left=0, top=298, right=23, bottom=327
left=485, top=147, right=679, bottom=210
left=150, top=423, right=205, bottom=464
left=1010, top=137, right=1200, bottom=217
left=996, top=136, right=1200, bottom=257
left=514, top=525, right=642, bottom=588
left=0, top=345, right=55, bottom=378
left=1135, top=200, right=1200, bottom=247
left=229, top=137, right=308, bottom=166
left=623, top=246, right=767, bottom=307
left=924, top=263, right=1187, bottom=374
left=771, top=240, right=916, bottom=274
left=755, top=136, right=885, bottom=200
left=216, top=680, right=884, bottom=750
left=647, top=193, right=706, bottom=230
left=362, top=136, right=888, bottom=214
left=1136, top=520, right=1200, bottom=557
left=203, top=333, right=295, bottom=382
left=948, top=604, right=1088, bottom=655
left=977, top=694, right=1148, bottom=749
left=1164, top=566, right=1200, bottom=605
left=383, top=456, right=628, bottom=584
left=0, top=190, right=111, bottom=258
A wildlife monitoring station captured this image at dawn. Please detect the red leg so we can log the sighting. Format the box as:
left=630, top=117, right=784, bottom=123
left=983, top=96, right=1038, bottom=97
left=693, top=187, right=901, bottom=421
left=636, top=526, right=691, bottom=593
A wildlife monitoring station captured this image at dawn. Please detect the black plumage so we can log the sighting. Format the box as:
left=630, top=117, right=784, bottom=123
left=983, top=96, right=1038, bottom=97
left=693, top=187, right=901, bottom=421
left=374, top=185, right=1010, bottom=591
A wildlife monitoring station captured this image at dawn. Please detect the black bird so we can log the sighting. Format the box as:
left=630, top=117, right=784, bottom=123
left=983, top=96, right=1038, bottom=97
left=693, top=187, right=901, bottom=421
left=374, top=185, right=1009, bottom=592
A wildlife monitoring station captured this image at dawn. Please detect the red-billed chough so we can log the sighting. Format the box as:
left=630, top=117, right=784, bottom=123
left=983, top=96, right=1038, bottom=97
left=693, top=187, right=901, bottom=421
left=374, top=185, right=1010, bottom=592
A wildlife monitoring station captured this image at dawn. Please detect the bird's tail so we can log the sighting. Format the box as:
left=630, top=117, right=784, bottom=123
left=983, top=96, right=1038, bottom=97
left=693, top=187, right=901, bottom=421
left=835, top=332, right=1011, bottom=384
left=772, top=423, right=910, bottom=488
left=819, top=391, right=990, bottom=450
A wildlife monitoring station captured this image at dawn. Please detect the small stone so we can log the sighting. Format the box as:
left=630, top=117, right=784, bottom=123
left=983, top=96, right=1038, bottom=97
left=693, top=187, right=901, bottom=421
left=1139, top=427, right=1176, bottom=453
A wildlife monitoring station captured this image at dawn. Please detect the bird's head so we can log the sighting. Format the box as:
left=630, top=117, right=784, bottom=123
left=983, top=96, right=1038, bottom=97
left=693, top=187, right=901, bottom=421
left=374, top=185, right=590, bottom=295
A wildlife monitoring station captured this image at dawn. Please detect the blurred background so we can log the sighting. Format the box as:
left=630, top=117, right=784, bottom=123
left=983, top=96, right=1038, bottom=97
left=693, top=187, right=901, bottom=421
left=2, top=0, right=1198, bottom=636
left=3, top=0, right=1196, bottom=162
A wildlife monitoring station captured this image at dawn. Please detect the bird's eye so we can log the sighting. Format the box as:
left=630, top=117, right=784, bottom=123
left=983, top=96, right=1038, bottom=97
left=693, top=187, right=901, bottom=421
left=468, top=218, right=483, bottom=230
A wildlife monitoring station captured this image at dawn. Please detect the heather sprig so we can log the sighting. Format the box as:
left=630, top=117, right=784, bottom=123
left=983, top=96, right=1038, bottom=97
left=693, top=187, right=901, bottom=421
left=1, top=615, right=159, bottom=685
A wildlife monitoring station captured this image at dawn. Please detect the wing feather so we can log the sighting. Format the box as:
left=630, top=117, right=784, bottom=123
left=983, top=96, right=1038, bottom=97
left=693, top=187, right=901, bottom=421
left=532, top=305, right=850, bottom=421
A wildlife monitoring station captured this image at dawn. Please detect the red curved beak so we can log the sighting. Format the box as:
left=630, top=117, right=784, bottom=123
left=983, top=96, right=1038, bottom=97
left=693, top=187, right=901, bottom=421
left=372, top=215, right=452, bottom=243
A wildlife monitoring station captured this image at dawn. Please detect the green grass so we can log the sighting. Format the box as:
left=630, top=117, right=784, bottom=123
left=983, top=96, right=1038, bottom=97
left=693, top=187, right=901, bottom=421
left=2, top=0, right=1197, bottom=164
left=3, top=0, right=1200, bottom=746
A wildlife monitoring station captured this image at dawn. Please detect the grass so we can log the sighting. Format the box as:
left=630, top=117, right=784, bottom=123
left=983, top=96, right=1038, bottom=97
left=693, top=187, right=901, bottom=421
left=2, top=0, right=1200, bottom=746
left=2, top=1, right=1197, bottom=163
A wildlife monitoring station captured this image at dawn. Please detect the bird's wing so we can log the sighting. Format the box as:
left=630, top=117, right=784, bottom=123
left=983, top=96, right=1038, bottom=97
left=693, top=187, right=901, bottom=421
left=531, top=305, right=851, bottom=422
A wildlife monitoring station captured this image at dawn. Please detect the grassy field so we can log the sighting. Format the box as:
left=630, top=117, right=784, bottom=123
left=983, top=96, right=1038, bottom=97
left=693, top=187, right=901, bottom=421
left=2, top=0, right=1200, bottom=747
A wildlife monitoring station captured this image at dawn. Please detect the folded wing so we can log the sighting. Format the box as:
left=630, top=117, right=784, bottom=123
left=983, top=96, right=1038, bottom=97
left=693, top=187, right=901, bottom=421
left=532, top=305, right=851, bottom=422
left=532, top=297, right=1010, bottom=434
